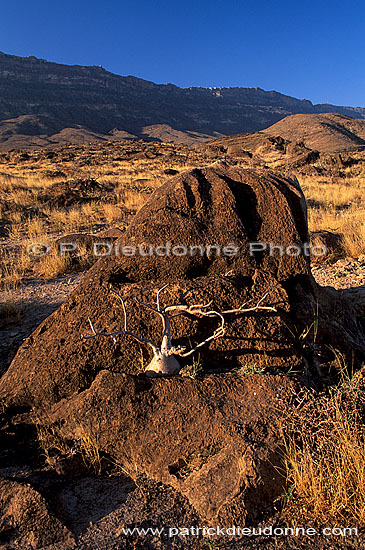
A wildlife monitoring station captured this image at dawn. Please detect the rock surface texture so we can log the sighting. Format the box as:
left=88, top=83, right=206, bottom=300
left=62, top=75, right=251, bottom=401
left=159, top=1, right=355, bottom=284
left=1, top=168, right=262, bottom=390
left=0, top=162, right=363, bottom=407
left=0, top=477, right=73, bottom=548
left=42, top=371, right=296, bottom=526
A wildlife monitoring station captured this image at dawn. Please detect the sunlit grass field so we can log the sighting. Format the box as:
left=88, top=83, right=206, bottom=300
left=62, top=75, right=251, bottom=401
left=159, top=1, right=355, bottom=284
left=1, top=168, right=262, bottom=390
left=0, top=140, right=364, bottom=291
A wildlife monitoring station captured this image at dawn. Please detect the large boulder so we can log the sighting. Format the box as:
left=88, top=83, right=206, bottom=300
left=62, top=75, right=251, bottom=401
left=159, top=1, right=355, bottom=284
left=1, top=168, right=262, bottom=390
left=0, top=162, right=363, bottom=407
left=41, top=371, right=296, bottom=526
left=310, top=230, right=345, bottom=262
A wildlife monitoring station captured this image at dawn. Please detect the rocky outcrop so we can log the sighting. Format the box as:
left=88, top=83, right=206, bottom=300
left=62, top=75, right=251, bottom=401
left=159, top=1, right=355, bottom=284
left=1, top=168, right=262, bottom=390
left=41, top=371, right=296, bottom=526
left=0, top=162, right=363, bottom=408
left=310, top=230, right=346, bottom=261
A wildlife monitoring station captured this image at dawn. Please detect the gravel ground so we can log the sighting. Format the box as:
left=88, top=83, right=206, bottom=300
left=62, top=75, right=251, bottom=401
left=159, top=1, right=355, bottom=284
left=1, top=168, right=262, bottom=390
left=312, top=256, right=365, bottom=316
left=0, top=274, right=83, bottom=374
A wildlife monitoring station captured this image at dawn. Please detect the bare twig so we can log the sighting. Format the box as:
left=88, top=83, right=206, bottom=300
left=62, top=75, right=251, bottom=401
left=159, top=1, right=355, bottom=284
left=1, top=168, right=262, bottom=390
left=83, top=285, right=276, bottom=376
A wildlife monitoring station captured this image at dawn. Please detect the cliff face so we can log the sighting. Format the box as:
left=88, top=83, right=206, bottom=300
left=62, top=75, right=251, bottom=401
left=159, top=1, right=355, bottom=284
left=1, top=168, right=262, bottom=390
left=0, top=51, right=364, bottom=149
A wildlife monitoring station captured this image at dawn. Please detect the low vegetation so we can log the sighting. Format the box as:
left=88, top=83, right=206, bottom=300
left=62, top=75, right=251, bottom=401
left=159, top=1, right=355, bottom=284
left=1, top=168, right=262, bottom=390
left=301, top=172, right=365, bottom=258
left=1, top=140, right=364, bottom=291
left=282, top=364, right=365, bottom=526
left=37, top=420, right=104, bottom=475
left=0, top=141, right=214, bottom=288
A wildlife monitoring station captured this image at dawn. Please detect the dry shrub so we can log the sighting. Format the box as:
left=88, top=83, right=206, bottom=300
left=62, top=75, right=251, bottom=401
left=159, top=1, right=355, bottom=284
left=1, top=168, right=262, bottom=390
left=283, top=373, right=365, bottom=526
left=36, top=252, right=72, bottom=279
left=102, top=203, right=122, bottom=223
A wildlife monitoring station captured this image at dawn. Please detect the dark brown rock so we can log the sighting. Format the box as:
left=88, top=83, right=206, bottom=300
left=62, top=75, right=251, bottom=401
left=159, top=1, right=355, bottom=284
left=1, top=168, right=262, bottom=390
left=285, top=140, right=320, bottom=167
left=40, top=177, right=112, bottom=207
left=310, top=230, right=345, bottom=261
left=0, top=162, right=363, bottom=407
left=0, top=477, right=73, bottom=549
left=44, top=370, right=295, bottom=526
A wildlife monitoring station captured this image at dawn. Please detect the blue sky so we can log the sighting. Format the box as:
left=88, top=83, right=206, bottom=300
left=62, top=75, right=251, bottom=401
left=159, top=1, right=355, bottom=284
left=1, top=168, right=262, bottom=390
left=1, top=0, right=364, bottom=106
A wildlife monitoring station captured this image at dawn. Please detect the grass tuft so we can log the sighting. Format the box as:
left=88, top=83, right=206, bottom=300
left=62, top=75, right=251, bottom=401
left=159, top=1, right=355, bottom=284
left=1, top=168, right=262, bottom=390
left=282, top=374, right=365, bottom=526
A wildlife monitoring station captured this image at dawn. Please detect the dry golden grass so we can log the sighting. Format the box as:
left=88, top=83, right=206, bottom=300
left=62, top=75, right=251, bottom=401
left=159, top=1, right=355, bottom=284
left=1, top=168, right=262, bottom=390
left=11, top=188, right=38, bottom=208
left=283, top=368, right=365, bottom=526
left=341, top=213, right=365, bottom=258
left=34, top=239, right=97, bottom=279
left=102, top=203, right=122, bottom=223
left=7, top=224, right=23, bottom=241
left=0, top=246, right=32, bottom=290
left=27, top=217, right=45, bottom=237
left=301, top=174, right=365, bottom=258
left=7, top=211, right=23, bottom=224
left=45, top=206, right=93, bottom=233
left=1, top=141, right=364, bottom=290
left=36, top=252, right=72, bottom=279
left=67, top=208, right=86, bottom=231
left=122, top=191, right=149, bottom=213
left=80, top=202, right=97, bottom=220
left=302, top=176, right=364, bottom=209
left=78, top=430, right=102, bottom=475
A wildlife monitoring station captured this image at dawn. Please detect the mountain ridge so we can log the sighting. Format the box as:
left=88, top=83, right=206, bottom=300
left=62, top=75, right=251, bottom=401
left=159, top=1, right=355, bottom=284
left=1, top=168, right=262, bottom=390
left=1, top=51, right=364, bottom=150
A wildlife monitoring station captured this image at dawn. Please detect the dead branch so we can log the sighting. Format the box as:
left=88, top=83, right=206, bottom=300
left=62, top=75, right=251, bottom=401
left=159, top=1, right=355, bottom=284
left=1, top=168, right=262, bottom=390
left=83, top=285, right=277, bottom=376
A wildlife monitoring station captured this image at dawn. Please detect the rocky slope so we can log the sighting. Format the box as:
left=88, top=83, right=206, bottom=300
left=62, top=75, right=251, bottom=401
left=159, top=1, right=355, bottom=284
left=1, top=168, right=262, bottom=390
left=202, top=113, right=365, bottom=160
left=1, top=51, right=365, bottom=150
left=263, top=113, right=365, bottom=153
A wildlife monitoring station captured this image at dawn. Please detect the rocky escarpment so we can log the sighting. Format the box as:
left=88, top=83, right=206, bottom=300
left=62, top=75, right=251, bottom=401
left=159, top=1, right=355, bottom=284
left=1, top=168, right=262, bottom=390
left=1, top=51, right=365, bottom=150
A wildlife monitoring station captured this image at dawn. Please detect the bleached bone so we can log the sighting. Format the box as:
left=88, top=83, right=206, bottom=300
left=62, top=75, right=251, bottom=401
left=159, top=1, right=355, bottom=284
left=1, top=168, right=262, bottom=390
left=84, top=286, right=276, bottom=377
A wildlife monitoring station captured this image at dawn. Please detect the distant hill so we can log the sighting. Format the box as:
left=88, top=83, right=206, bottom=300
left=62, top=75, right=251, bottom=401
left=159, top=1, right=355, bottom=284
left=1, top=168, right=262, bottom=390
left=263, top=113, right=365, bottom=153
left=0, top=51, right=365, bottom=150
left=203, top=113, right=365, bottom=161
